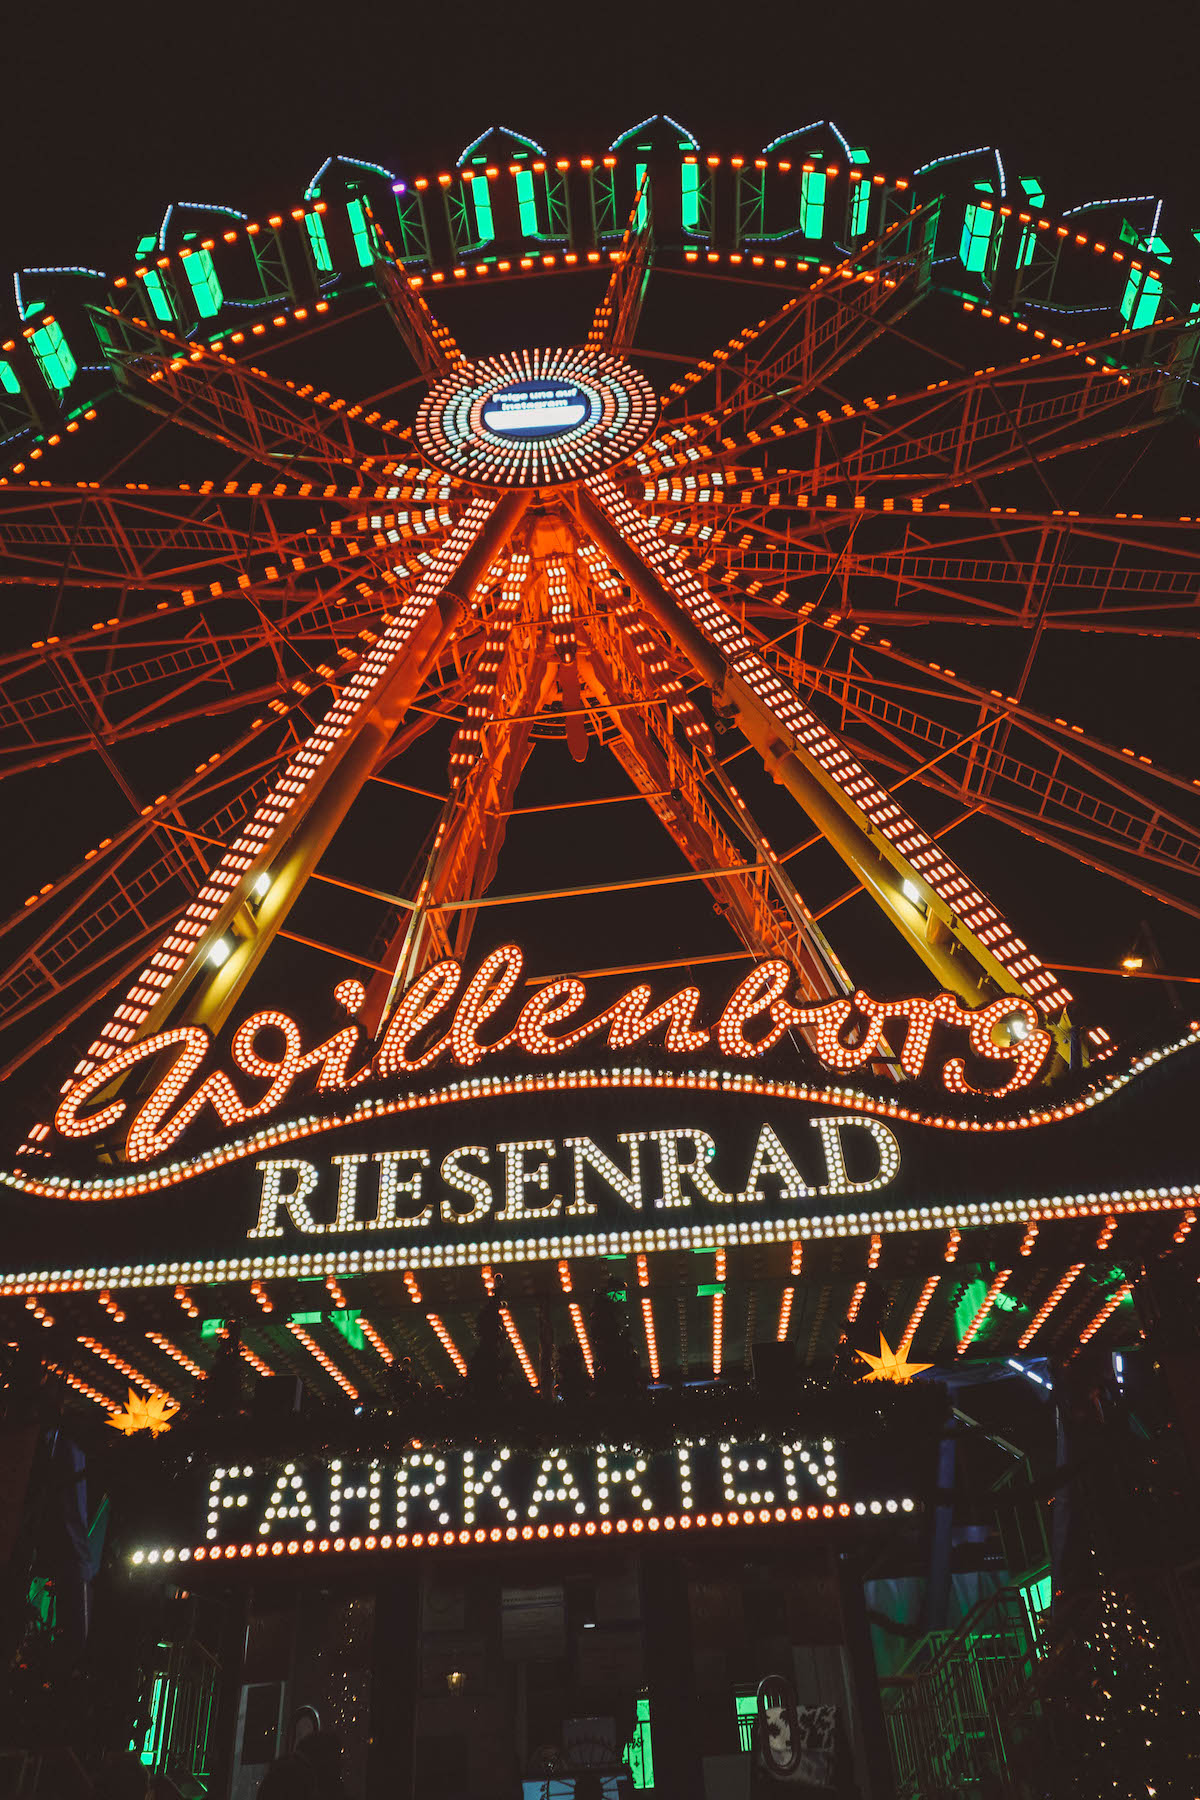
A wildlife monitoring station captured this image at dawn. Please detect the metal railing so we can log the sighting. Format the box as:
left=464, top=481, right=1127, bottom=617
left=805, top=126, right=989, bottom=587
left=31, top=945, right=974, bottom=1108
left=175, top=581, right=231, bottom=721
left=133, top=1636, right=221, bottom=1782
left=881, top=1583, right=1048, bottom=1799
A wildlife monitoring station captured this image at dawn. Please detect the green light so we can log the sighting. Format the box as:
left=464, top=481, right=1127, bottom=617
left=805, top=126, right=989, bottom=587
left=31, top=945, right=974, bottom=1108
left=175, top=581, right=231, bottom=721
left=515, top=168, right=539, bottom=238
left=624, top=1696, right=654, bottom=1789
left=290, top=1310, right=323, bottom=1325
left=735, top=1694, right=758, bottom=1730
left=696, top=1283, right=725, bottom=1299
left=200, top=1318, right=227, bottom=1338
left=182, top=249, right=223, bottom=319
left=0, top=361, right=19, bottom=396
left=471, top=179, right=496, bottom=245
left=633, top=162, right=650, bottom=232
left=130, top=1669, right=168, bottom=1768
left=135, top=235, right=157, bottom=258
left=681, top=157, right=700, bottom=232
left=141, top=269, right=175, bottom=323
left=606, top=1287, right=628, bottom=1303
left=954, top=1278, right=990, bottom=1341
left=1020, top=1571, right=1052, bottom=1649
left=305, top=211, right=333, bottom=274
left=850, top=179, right=870, bottom=238
left=959, top=196, right=997, bottom=274
left=329, top=1308, right=365, bottom=1350
left=1026, top=1574, right=1051, bottom=1612
left=28, top=1576, right=54, bottom=1630
left=1121, top=267, right=1163, bottom=329
left=346, top=198, right=374, bottom=270
left=800, top=169, right=826, bottom=239
left=28, top=319, right=76, bottom=392
left=1014, top=181, right=1042, bottom=269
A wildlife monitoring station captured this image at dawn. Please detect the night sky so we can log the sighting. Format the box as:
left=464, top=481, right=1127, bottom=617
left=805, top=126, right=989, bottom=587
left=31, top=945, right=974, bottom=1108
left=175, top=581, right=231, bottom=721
left=4, top=3, right=1198, bottom=267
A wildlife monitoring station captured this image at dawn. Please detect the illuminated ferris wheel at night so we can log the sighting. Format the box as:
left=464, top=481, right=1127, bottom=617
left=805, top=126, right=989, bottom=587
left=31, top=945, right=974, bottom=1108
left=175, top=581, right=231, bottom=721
left=1, top=112, right=1198, bottom=1391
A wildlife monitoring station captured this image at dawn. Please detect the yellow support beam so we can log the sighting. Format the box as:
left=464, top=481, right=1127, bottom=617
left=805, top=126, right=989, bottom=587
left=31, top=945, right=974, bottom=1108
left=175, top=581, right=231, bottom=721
left=577, top=487, right=1062, bottom=1029
left=145, top=490, right=531, bottom=1043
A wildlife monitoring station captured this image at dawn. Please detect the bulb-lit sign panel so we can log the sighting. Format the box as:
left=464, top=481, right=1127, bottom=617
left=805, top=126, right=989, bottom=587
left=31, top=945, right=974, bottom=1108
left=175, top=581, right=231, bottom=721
left=414, top=348, right=657, bottom=487
left=3, top=944, right=1198, bottom=1288
left=129, top=1439, right=919, bottom=1570
left=247, top=1114, right=900, bottom=1243
left=43, top=946, right=1057, bottom=1178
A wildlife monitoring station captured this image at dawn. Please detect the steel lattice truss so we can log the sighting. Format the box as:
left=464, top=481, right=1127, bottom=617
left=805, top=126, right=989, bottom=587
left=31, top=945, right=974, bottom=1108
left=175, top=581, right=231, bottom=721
left=3, top=178, right=1198, bottom=1083
left=0, top=123, right=1198, bottom=1401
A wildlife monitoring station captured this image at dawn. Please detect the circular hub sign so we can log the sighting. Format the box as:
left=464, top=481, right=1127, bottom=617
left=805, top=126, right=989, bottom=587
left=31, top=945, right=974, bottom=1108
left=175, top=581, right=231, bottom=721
left=414, top=347, right=657, bottom=488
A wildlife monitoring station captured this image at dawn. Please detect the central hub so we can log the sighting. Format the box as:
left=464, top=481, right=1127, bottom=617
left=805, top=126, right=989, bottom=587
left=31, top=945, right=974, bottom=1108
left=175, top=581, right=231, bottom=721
left=414, top=346, right=657, bottom=489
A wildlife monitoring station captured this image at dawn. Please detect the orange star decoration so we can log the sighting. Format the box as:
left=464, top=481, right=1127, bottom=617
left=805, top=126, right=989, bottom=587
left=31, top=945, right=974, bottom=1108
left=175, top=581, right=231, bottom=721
left=108, top=1388, right=179, bottom=1436
left=854, top=1334, right=934, bottom=1384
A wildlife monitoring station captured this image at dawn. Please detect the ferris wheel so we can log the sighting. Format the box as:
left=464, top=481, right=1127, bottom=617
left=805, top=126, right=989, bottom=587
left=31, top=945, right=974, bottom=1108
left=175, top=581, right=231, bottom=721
left=1, top=113, right=1198, bottom=1140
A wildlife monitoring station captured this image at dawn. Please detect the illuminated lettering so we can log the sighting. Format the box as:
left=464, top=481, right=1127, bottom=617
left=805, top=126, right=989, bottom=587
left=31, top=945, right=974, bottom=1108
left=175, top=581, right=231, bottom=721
left=206, top=1463, right=253, bottom=1543
left=716, top=962, right=793, bottom=1057
left=944, top=996, right=1052, bottom=1097
left=606, top=984, right=709, bottom=1053
left=646, top=1129, right=731, bottom=1209
left=512, top=979, right=590, bottom=1053
left=299, top=1017, right=368, bottom=1091
left=563, top=1133, right=647, bottom=1216
left=373, top=1149, right=432, bottom=1228
left=527, top=1453, right=587, bottom=1519
left=395, top=1451, right=452, bottom=1532
left=54, top=1026, right=210, bottom=1147
left=439, top=1145, right=493, bottom=1224
left=596, top=1449, right=653, bottom=1517
left=50, top=945, right=1052, bottom=1166
left=812, top=1116, right=901, bottom=1194
left=375, top=959, right=460, bottom=1076
left=783, top=1441, right=839, bottom=1498
left=451, top=944, right=524, bottom=1065
left=720, top=1442, right=782, bottom=1508
left=260, top=1464, right=317, bottom=1536
left=242, top=1118, right=907, bottom=1243
left=181, top=1441, right=913, bottom=1563
left=497, top=1139, right=560, bottom=1223
left=249, top=1158, right=323, bottom=1237
left=230, top=1012, right=305, bottom=1114
left=331, top=1153, right=371, bottom=1232
left=328, top=1460, right=382, bottom=1538
left=740, top=1123, right=810, bottom=1204
left=462, top=1448, right=518, bottom=1524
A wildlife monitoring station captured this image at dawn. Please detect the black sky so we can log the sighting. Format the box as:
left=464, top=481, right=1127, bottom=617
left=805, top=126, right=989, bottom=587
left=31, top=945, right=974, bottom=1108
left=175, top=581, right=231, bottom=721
left=4, top=1, right=1199, bottom=272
